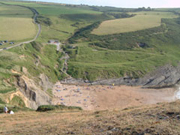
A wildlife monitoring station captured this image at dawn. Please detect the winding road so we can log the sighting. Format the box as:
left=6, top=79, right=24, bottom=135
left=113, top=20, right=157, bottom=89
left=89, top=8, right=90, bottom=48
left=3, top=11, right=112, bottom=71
left=0, top=6, right=41, bottom=52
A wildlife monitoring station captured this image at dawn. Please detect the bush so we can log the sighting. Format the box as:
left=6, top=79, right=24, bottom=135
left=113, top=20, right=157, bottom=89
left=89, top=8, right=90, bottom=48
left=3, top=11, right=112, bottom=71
left=36, top=105, right=82, bottom=112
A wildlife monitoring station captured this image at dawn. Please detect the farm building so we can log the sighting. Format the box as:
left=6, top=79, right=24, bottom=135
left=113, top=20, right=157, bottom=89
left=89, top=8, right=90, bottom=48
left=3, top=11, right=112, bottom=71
left=48, top=40, right=60, bottom=44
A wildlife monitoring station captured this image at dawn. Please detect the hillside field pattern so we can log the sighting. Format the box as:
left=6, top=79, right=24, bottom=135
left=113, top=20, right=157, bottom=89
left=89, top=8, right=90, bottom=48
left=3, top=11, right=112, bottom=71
left=0, top=3, right=37, bottom=41
left=92, top=12, right=178, bottom=35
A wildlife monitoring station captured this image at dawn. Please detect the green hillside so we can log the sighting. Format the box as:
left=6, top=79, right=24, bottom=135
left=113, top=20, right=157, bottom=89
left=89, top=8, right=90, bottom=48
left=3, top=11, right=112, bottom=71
left=0, top=0, right=180, bottom=88
left=0, top=41, right=65, bottom=107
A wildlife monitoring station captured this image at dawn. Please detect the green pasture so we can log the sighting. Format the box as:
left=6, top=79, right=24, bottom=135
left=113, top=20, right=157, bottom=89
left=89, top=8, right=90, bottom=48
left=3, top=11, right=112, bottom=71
left=0, top=3, right=32, bottom=16
left=0, top=3, right=37, bottom=41
left=92, top=11, right=178, bottom=35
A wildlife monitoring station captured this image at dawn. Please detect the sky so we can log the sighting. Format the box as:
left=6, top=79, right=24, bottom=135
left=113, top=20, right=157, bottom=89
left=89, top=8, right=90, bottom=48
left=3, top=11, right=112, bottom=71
left=23, top=0, right=180, bottom=8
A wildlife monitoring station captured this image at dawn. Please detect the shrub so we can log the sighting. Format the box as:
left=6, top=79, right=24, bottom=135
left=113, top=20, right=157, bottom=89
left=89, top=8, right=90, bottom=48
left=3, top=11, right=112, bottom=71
left=36, top=105, right=82, bottom=112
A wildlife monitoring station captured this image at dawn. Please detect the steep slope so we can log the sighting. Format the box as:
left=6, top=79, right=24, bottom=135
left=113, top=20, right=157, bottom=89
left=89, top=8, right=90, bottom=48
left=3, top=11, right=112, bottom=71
left=0, top=42, right=65, bottom=109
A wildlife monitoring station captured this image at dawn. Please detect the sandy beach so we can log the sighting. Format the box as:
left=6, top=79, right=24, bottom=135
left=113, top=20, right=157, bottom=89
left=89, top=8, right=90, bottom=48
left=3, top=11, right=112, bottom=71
left=52, top=82, right=179, bottom=110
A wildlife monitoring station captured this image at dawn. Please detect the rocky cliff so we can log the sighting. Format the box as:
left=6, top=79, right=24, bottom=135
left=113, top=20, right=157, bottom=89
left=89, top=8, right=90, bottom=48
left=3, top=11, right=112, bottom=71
left=93, top=64, right=180, bottom=88
left=15, top=74, right=52, bottom=109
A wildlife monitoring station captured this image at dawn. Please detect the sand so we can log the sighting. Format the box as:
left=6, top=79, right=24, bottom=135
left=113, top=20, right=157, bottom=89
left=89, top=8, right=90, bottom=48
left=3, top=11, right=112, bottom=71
left=52, top=82, right=178, bottom=110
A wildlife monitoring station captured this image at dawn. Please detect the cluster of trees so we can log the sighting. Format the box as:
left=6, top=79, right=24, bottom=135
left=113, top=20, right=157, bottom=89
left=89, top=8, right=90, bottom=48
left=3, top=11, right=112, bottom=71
left=68, top=21, right=101, bottom=44
left=37, top=15, right=52, bottom=26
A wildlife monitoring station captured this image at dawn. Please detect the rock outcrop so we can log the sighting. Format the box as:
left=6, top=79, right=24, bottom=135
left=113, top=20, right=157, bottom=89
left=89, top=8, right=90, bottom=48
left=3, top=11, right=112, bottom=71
left=15, top=75, right=52, bottom=109
left=92, top=64, right=180, bottom=88
left=39, top=74, right=53, bottom=91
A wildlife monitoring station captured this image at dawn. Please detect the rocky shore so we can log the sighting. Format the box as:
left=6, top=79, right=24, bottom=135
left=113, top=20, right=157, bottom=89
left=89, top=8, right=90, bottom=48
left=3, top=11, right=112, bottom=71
left=61, top=64, right=180, bottom=88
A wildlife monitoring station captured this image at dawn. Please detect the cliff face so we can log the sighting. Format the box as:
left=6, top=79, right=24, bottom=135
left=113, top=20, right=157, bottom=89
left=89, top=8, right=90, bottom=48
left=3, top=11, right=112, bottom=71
left=15, top=75, right=52, bottom=109
left=92, top=64, right=180, bottom=88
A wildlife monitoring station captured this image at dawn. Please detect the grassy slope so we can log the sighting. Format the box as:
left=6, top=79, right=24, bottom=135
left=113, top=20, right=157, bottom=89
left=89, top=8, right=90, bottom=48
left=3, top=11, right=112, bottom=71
left=92, top=11, right=177, bottom=35
left=66, top=9, right=180, bottom=81
left=0, top=3, right=37, bottom=41
left=0, top=42, right=65, bottom=105
left=67, top=42, right=180, bottom=80
left=0, top=101, right=180, bottom=134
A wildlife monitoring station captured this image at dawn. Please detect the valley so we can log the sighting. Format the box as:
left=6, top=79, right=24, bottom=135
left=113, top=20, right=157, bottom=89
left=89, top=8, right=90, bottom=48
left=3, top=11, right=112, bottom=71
left=0, top=0, right=180, bottom=134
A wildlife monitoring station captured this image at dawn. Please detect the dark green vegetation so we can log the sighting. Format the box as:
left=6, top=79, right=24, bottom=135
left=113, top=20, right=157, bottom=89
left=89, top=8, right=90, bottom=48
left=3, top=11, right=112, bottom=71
left=37, top=105, right=82, bottom=112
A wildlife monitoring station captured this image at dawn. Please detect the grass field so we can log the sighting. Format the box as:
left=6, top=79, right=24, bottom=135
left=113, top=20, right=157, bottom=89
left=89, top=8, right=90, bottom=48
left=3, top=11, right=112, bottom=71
left=92, top=12, right=178, bottom=35
left=0, top=3, right=37, bottom=41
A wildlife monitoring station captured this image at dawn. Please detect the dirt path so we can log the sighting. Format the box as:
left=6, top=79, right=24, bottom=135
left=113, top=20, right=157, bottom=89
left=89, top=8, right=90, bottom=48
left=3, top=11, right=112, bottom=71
left=52, top=82, right=178, bottom=110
